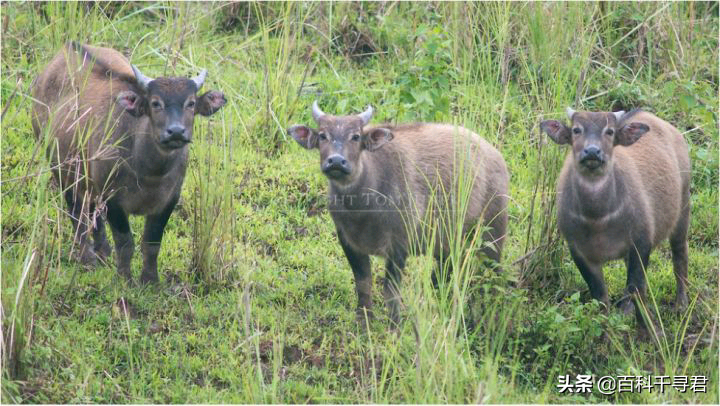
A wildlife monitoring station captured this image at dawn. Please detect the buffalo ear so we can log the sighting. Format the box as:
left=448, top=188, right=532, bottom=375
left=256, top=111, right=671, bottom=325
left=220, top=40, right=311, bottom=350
left=116, top=90, right=144, bottom=117
left=540, top=120, right=571, bottom=145
left=196, top=91, right=226, bottom=116
left=616, top=122, right=649, bottom=146
left=288, top=125, right=319, bottom=149
left=364, top=128, right=393, bottom=151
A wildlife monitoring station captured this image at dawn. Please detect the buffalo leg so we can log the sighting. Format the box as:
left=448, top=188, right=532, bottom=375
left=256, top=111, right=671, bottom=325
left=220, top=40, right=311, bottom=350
left=615, top=257, right=636, bottom=315
left=626, top=241, right=652, bottom=331
left=384, top=247, right=407, bottom=327
left=140, top=198, right=178, bottom=284
left=569, top=245, right=609, bottom=310
left=64, top=189, right=96, bottom=267
left=90, top=203, right=112, bottom=261
left=338, top=232, right=373, bottom=323
left=669, top=202, right=690, bottom=311
left=106, top=200, right=133, bottom=280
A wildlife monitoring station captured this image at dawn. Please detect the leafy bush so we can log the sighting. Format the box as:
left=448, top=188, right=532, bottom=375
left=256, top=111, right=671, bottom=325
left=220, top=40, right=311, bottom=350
left=516, top=293, right=611, bottom=382
left=390, top=25, right=458, bottom=122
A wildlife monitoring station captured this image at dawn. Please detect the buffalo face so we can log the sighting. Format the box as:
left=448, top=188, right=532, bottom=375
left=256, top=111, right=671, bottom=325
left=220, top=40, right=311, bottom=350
left=116, top=66, right=227, bottom=150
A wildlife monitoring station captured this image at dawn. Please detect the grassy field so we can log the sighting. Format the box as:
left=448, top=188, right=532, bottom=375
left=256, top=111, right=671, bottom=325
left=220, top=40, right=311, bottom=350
left=1, top=1, right=718, bottom=403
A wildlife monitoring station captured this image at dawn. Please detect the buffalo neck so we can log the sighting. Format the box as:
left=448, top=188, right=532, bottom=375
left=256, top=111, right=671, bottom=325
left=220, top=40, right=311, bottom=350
left=569, top=163, right=623, bottom=220
left=328, top=149, right=395, bottom=211
left=132, top=128, right=187, bottom=178
left=328, top=157, right=371, bottom=205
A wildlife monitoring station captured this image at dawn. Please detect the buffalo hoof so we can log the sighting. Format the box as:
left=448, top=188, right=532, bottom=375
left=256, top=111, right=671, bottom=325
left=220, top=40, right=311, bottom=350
left=140, top=272, right=159, bottom=285
left=638, top=321, right=665, bottom=341
left=117, top=267, right=133, bottom=282
left=673, top=294, right=689, bottom=313
left=388, top=316, right=402, bottom=332
left=94, top=241, right=112, bottom=262
left=75, top=245, right=97, bottom=268
left=617, top=298, right=635, bottom=316
left=355, top=308, right=374, bottom=330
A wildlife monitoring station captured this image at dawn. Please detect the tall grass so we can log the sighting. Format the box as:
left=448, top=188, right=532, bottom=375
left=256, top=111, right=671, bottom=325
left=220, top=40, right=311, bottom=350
left=1, top=81, right=63, bottom=400
left=1, top=1, right=717, bottom=403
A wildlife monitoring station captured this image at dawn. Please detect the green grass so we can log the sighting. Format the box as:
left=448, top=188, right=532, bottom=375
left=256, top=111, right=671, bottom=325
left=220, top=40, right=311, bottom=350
left=1, top=1, right=718, bottom=403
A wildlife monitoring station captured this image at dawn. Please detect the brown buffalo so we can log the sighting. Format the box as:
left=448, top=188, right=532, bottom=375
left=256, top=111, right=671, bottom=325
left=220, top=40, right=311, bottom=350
left=289, top=102, right=509, bottom=326
left=541, top=108, right=690, bottom=330
left=32, top=42, right=226, bottom=283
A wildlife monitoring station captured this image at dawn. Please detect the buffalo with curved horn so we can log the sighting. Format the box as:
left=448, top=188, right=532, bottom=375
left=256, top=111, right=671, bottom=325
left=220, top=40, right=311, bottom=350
left=31, top=42, right=227, bottom=284
left=288, top=101, right=509, bottom=327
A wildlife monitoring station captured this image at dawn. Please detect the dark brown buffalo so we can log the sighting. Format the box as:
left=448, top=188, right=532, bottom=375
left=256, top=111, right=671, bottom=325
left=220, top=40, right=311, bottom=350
left=541, top=108, right=690, bottom=330
left=289, top=102, right=509, bottom=325
left=32, top=42, right=226, bottom=283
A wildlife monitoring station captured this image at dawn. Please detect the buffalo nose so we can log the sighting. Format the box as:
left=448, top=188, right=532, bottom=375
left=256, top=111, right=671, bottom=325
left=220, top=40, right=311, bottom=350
left=583, top=145, right=601, bottom=158
left=327, top=155, right=347, bottom=167
left=166, top=125, right=186, bottom=137
left=323, top=154, right=351, bottom=175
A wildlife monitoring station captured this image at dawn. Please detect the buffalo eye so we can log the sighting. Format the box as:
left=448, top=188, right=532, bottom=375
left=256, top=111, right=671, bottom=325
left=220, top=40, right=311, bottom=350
left=605, top=128, right=614, bottom=136
left=572, top=127, right=581, bottom=134
left=351, top=134, right=360, bottom=142
left=318, top=132, right=328, bottom=141
left=151, top=100, right=162, bottom=109
left=186, top=100, right=196, bottom=109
